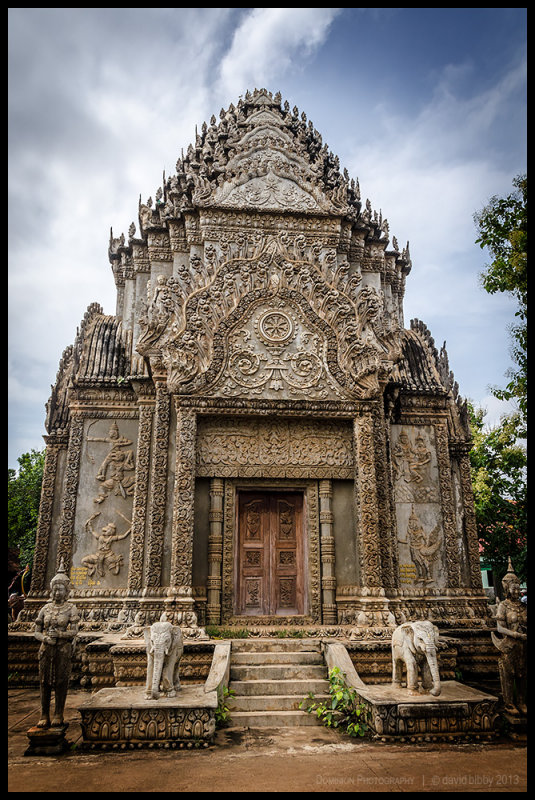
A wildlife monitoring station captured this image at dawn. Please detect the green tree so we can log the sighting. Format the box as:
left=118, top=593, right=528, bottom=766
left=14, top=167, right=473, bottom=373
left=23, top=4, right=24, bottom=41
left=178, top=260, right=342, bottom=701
left=468, top=405, right=526, bottom=592
left=8, top=449, right=45, bottom=568
left=473, top=174, right=527, bottom=435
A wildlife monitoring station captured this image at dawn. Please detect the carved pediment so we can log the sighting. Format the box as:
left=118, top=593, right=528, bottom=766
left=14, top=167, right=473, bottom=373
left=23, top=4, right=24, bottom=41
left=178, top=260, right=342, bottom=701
left=203, top=297, right=347, bottom=401
left=213, top=172, right=327, bottom=213
left=139, top=236, right=402, bottom=399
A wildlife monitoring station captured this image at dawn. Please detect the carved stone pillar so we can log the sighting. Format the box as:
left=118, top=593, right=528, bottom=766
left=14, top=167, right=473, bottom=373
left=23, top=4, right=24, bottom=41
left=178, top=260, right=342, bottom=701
left=319, top=479, right=337, bottom=624
left=127, top=391, right=155, bottom=595
left=452, top=442, right=484, bottom=590
left=168, top=404, right=197, bottom=617
left=144, top=378, right=170, bottom=590
left=206, top=478, right=224, bottom=624
left=28, top=436, right=68, bottom=595
left=372, top=402, right=398, bottom=588
left=434, top=420, right=462, bottom=587
left=56, top=415, right=85, bottom=575
left=353, top=409, right=381, bottom=588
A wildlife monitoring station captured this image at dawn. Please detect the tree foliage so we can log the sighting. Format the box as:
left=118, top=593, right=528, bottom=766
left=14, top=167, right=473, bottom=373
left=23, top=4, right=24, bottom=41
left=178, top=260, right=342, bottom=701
left=8, top=449, right=45, bottom=568
left=468, top=405, right=526, bottom=590
left=473, top=174, right=527, bottom=434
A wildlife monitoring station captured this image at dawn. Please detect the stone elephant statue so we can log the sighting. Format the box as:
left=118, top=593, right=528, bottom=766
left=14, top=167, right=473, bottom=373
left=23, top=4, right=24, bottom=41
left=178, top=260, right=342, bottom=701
left=144, top=613, right=183, bottom=700
left=391, top=620, right=441, bottom=696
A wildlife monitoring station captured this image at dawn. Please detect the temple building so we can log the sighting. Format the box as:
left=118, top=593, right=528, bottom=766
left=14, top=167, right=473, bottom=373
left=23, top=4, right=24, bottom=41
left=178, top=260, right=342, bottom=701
left=20, top=88, right=491, bottom=644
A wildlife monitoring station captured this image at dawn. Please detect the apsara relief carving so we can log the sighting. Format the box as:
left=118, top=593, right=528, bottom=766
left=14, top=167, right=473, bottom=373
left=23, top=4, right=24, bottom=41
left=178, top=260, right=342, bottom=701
left=70, top=420, right=137, bottom=589
left=392, top=425, right=446, bottom=589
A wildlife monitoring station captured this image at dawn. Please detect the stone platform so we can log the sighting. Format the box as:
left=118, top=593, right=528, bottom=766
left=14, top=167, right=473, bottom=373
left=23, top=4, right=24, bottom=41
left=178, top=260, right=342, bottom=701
left=355, top=680, right=499, bottom=741
left=78, top=685, right=218, bottom=749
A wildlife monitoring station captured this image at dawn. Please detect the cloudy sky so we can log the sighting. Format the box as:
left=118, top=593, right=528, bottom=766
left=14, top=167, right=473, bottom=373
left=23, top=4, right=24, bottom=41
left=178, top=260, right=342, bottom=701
left=8, top=8, right=527, bottom=469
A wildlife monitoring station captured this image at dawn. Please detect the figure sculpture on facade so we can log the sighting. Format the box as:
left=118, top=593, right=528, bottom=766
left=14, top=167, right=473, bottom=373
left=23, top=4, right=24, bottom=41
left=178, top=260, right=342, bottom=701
left=391, top=620, right=441, bottom=696
left=33, top=561, right=79, bottom=728
left=491, top=558, right=527, bottom=716
left=81, top=512, right=132, bottom=578
left=87, top=421, right=136, bottom=504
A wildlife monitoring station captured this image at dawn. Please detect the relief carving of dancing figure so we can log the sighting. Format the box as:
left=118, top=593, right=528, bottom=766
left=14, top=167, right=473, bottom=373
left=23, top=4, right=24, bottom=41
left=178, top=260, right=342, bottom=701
left=87, top=421, right=136, bottom=504
left=33, top=561, right=79, bottom=728
left=406, top=506, right=442, bottom=584
left=87, top=422, right=136, bottom=503
left=392, top=429, right=437, bottom=503
left=392, top=430, right=414, bottom=484
left=491, top=559, right=527, bottom=716
left=81, top=511, right=132, bottom=578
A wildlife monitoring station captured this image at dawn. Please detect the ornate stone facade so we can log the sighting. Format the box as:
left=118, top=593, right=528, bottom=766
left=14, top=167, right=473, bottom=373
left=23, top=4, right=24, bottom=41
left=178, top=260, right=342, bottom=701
left=13, top=89, right=491, bottom=650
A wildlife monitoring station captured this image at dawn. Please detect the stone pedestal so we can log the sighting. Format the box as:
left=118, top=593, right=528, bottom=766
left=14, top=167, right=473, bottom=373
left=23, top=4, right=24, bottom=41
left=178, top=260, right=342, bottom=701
left=502, top=710, right=527, bottom=740
left=25, top=723, right=71, bottom=756
left=355, top=680, right=499, bottom=741
left=79, top=685, right=218, bottom=749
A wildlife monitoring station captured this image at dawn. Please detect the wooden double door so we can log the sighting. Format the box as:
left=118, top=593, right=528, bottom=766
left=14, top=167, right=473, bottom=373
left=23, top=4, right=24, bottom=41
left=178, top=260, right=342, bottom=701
left=236, top=491, right=306, bottom=616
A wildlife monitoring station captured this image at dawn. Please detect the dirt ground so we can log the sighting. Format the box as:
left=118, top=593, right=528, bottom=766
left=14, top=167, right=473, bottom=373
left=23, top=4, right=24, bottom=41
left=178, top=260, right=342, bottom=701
left=8, top=688, right=527, bottom=793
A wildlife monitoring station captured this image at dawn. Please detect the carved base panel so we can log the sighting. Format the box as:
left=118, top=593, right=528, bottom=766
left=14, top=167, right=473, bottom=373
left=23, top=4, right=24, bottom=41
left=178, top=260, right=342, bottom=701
left=336, top=587, right=492, bottom=630
left=355, top=681, right=499, bottom=741
left=79, top=686, right=217, bottom=748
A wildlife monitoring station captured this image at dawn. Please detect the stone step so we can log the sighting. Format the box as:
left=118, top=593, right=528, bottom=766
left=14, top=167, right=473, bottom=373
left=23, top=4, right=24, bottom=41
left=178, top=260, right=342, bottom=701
left=229, top=693, right=330, bottom=712
left=230, top=664, right=327, bottom=681
left=230, top=638, right=322, bottom=653
left=227, top=639, right=330, bottom=728
left=231, top=650, right=324, bottom=666
left=227, top=710, right=323, bottom=728
left=230, top=678, right=329, bottom=697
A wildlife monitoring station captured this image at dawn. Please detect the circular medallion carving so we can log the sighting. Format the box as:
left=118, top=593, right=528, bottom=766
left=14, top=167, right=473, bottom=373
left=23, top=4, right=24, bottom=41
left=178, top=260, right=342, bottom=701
left=258, top=311, right=293, bottom=345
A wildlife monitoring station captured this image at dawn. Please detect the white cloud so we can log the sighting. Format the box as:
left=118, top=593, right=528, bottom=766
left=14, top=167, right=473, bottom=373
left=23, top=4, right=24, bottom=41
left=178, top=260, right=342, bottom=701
left=216, top=8, right=342, bottom=99
left=7, top=9, right=526, bottom=468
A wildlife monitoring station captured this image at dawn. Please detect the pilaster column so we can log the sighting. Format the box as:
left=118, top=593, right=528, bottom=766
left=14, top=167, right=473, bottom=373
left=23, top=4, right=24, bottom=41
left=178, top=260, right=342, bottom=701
left=435, top=420, right=462, bottom=587
left=169, top=404, right=197, bottom=614
left=372, top=403, right=397, bottom=588
left=206, top=478, right=224, bottom=624
left=127, top=394, right=154, bottom=594
left=453, top=442, right=484, bottom=590
left=29, top=436, right=68, bottom=595
left=353, top=410, right=381, bottom=587
left=144, top=378, right=170, bottom=589
left=56, top=415, right=85, bottom=575
left=319, top=479, right=337, bottom=624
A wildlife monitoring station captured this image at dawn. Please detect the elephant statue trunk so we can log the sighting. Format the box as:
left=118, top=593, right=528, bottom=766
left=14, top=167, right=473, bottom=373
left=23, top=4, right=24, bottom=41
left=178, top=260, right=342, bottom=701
left=391, top=620, right=441, bottom=697
left=150, top=647, right=167, bottom=700
left=144, top=613, right=183, bottom=700
left=422, top=641, right=441, bottom=696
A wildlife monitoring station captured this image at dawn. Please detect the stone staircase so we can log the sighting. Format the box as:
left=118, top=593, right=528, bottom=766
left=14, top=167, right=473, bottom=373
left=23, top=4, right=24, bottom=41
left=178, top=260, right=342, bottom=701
left=227, top=639, right=330, bottom=728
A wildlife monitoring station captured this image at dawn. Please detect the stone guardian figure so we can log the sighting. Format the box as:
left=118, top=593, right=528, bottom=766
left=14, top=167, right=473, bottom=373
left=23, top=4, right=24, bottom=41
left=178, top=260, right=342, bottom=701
left=491, top=558, right=527, bottom=717
left=33, top=561, right=79, bottom=728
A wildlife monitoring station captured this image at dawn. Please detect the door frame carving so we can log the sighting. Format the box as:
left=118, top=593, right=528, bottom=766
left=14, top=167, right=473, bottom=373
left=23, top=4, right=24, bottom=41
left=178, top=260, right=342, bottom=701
left=221, top=478, right=322, bottom=625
